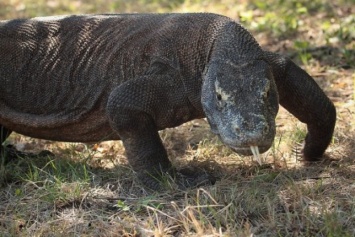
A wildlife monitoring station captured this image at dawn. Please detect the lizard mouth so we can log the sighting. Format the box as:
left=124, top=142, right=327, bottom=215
left=231, top=146, right=267, bottom=165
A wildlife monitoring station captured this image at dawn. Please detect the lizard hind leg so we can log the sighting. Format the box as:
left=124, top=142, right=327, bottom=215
left=0, top=126, right=11, bottom=145
left=0, top=126, right=12, bottom=160
left=0, top=125, right=54, bottom=162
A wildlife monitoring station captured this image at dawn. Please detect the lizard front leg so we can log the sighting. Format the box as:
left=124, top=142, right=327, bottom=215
left=119, top=121, right=173, bottom=190
left=264, top=51, right=336, bottom=160
left=106, top=75, right=213, bottom=190
left=106, top=77, right=173, bottom=190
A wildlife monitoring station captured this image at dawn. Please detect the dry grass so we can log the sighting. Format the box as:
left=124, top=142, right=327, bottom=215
left=0, top=0, right=354, bottom=236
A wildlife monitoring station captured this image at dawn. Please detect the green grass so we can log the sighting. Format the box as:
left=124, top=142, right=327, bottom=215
left=0, top=0, right=354, bottom=236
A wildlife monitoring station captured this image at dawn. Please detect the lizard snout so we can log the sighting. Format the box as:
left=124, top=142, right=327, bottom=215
left=232, top=118, right=270, bottom=136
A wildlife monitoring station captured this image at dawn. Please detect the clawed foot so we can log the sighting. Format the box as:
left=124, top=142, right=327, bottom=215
left=293, top=141, right=325, bottom=161
left=138, top=167, right=216, bottom=191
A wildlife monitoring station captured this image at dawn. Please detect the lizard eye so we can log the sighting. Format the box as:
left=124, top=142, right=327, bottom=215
left=216, top=93, right=225, bottom=109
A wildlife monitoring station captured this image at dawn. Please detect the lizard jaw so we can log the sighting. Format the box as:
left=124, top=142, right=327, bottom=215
left=230, top=146, right=266, bottom=165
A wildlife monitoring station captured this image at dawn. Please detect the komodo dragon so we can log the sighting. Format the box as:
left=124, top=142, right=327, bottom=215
left=0, top=13, right=336, bottom=190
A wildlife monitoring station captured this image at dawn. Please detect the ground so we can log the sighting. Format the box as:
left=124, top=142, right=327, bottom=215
left=0, top=0, right=354, bottom=236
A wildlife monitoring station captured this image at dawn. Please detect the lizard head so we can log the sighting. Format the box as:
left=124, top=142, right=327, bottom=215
left=201, top=59, right=279, bottom=156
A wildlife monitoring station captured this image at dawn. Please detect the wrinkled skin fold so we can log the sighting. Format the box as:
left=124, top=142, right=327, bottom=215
left=0, top=13, right=336, bottom=190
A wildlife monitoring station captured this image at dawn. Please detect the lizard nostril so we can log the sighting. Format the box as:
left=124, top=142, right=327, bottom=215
left=242, top=120, right=249, bottom=128
left=235, top=126, right=241, bottom=133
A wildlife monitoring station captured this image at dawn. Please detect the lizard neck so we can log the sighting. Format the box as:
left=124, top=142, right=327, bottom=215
left=210, top=21, right=263, bottom=64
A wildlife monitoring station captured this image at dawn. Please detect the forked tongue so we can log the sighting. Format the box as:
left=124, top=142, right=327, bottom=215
left=250, top=146, right=263, bottom=165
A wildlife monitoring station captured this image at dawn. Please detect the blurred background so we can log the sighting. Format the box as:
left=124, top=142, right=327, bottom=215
left=1, top=0, right=354, bottom=68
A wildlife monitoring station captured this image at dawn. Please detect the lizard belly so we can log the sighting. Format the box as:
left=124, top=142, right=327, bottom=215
left=0, top=103, right=120, bottom=142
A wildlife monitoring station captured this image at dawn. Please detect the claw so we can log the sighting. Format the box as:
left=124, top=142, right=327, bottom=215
left=292, top=141, right=304, bottom=160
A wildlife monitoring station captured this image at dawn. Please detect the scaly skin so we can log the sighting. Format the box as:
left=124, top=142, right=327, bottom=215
left=263, top=52, right=336, bottom=160
left=0, top=13, right=336, bottom=190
